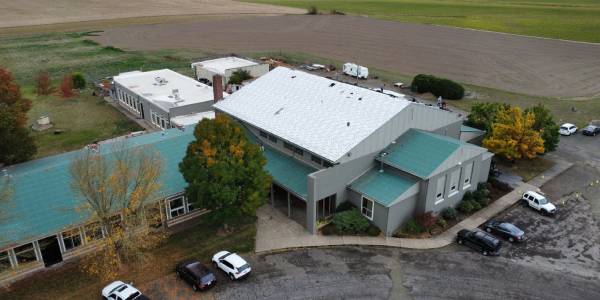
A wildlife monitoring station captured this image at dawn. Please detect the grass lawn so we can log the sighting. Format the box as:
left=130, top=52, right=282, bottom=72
left=246, top=0, right=600, bottom=43
left=0, top=215, right=256, bottom=300
left=0, top=32, right=211, bottom=158
left=497, top=156, right=555, bottom=182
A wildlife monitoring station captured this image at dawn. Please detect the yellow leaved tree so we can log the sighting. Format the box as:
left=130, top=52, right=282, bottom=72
left=483, top=106, right=545, bottom=160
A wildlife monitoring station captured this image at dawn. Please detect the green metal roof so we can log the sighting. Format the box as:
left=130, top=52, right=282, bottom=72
left=0, top=127, right=196, bottom=248
left=461, top=125, right=485, bottom=133
left=349, top=169, right=418, bottom=207
left=380, top=129, right=464, bottom=178
left=243, top=127, right=316, bottom=199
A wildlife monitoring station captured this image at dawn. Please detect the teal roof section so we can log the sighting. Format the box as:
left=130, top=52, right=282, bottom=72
left=244, top=127, right=316, bottom=199
left=461, top=125, right=485, bottom=133
left=349, top=169, right=418, bottom=207
left=380, top=129, right=464, bottom=178
left=0, top=127, right=195, bottom=248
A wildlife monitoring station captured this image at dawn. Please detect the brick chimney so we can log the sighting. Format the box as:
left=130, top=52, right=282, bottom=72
left=212, top=74, right=223, bottom=103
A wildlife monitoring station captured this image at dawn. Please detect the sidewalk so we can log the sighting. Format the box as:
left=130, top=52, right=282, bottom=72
left=255, top=159, right=572, bottom=253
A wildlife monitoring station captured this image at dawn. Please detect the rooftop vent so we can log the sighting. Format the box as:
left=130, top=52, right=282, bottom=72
left=291, top=75, right=297, bottom=79
left=154, top=77, right=168, bottom=86
left=274, top=107, right=284, bottom=115
left=329, top=83, right=336, bottom=87
left=346, top=122, right=350, bottom=127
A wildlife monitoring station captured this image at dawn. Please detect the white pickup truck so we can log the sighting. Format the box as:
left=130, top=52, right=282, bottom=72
left=522, top=191, right=557, bottom=216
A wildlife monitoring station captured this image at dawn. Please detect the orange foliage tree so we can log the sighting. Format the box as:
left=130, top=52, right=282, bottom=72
left=60, top=74, right=74, bottom=97
left=483, top=106, right=545, bottom=160
left=36, top=71, right=53, bottom=95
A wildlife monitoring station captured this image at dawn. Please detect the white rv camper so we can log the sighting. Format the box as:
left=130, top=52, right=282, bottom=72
left=342, top=63, right=368, bottom=79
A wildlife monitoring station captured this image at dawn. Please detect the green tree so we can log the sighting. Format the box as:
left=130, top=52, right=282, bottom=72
left=179, top=115, right=271, bottom=226
left=465, top=102, right=510, bottom=133
left=525, top=103, right=560, bottom=153
left=228, top=70, right=252, bottom=85
left=0, top=67, right=37, bottom=165
left=71, top=72, right=87, bottom=89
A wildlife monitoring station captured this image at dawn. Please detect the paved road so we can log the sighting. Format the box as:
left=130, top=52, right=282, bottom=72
left=93, top=15, right=600, bottom=98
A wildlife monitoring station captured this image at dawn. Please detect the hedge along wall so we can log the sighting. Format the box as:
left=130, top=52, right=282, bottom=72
left=410, top=74, right=465, bottom=100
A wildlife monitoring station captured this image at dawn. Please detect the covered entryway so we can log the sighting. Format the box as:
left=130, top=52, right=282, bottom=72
left=270, top=184, right=307, bottom=228
left=38, top=235, right=62, bottom=267
left=316, top=194, right=336, bottom=220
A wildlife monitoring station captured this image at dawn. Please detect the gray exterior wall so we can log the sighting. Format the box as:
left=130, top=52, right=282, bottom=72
left=340, top=103, right=463, bottom=164
left=386, top=194, right=419, bottom=236
left=306, top=151, right=380, bottom=233
left=347, top=189, right=389, bottom=234
left=169, top=101, right=214, bottom=118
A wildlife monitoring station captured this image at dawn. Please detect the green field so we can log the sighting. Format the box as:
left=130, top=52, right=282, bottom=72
left=247, top=0, right=600, bottom=42
left=0, top=32, right=209, bottom=158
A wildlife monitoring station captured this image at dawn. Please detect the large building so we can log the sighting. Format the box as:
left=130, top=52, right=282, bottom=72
left=112, top=69, right=223, bottom=129
left=215, top=67, right=492, bottom=235
left=191, top=56, right=269, bottom=88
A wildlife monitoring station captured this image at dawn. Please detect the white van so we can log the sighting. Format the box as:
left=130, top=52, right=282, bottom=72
left=522, top=191, right=557, bottom=216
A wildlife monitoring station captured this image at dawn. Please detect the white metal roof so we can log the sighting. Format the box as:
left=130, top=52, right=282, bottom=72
left=114, top=69, right=219, bottom=112
left=214, top=67, right=411, bottom=162
left=191, top=57, right=258, bottom=74
left=170, top=111, right=215, bottom=126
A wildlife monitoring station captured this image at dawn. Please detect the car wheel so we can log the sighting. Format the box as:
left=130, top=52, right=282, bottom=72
left=229, top=273, right=235, bottom=280
left=457, top=239, right=463, bottom=245
left=482, top=250, right=488, bottom=256
left=509, top=237, right=514, bottom=243
left=486, top=228, right=492, bottom=233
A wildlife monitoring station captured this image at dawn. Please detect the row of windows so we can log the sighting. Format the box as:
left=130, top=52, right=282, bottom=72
left=151, top=110, right=169, bottom=129
left=435, top=161, right=474, bottom=203
left=118, top=89, right=140, bottom=113
left=259, top=129, right=333, bottom=168
left=166, top=195, right=194, bottom=219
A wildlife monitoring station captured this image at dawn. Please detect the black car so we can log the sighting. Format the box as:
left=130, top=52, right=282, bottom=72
left=456, top=229, right=502, bottom=256
left=582, top=125, right=600, bottom=136
left=483, top=220, right=525, bottom=243
left=175, top=260, right=216, bottom=291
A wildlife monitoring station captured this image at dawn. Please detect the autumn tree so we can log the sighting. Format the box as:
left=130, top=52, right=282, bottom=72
left=465, top=102, right=510, bottom=133
left=0, top=67, right=37, bottom=165
left=179, top=115, right=271, bottom=227
left=35, top=71, right=53, bottom=95
left=70, top=143, right=164, bottom=280
left=60, top=74, right=74, bottom=97
left=525, top=103, right=560, bottom=153
left=483, top=106, right=545, bottom=160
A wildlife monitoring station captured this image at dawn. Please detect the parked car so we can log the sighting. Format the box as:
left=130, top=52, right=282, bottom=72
left=582, top=125, right=600, bottom=136
left=212, top=251, right=252, bottom=280
left=456, top=229, right=502, bottom=256
left=483, top=220, right=525, bottom=243
left=175, top=260, right=216, bottom=291
left=102, top=281, right=149, bottom=300
left=522, top=191, right=557, bottom=216
left=559, top=123, right=577, bottom=136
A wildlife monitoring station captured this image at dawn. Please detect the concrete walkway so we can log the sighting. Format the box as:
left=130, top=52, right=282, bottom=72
left=255, top=159, right=572, bottom=253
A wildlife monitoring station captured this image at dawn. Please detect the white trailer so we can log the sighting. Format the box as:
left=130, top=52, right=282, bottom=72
left=342, top=63, right=368, bottom=79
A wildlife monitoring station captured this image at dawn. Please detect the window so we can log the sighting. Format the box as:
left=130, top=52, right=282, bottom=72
left=161, top=119, right=166, bottom=129
left=463, top=162, right=473, bottom=188
left=283, top=142, right=294, bottom=151
left=449, top=168, right=461, bottom=196
left=14, top=243, right=37, bottom=265
left=435, top=175, right=446, bottom=203
left=168, top=196, right=186, bottom=219
left=268, top=134, right=277, bottom=143
left=294, top=147, right=304, bottom=156
left=62, top=228, right=82, bottom=251
left=0, top=251, right=11, bottom=273
left=187, top=200, right=194, bottom=212
left=311, top=155, right=322, bottom=165
left=259, top=131, right=268, bottom=138
left=361, top=197, right=374, bottom=220
left=84, top=222, right=104, bottom=242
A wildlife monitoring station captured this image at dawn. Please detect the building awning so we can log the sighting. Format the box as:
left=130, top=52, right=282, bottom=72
left=348, top=169, right=418, bottom=207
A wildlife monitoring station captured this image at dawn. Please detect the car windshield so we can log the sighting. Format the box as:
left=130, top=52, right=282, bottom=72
left=238, top=264, right=250, bottom=272
left=500, top=223, right=521, bottom=234
left=125, top=292, right=141, bottom=300
left=538, top=197, right=548, bottom=204
left=560, top=126, right=568, bottom=130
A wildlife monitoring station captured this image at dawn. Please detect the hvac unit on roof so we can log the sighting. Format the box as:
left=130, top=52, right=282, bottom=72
left=172, top=89, right=185, bottom=106
left=154, top=77, right=168, bottom=86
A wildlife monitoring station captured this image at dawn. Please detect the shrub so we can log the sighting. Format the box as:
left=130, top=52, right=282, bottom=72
left=228, top=70, right=252, bottom=85
left=366, top=225, right=381, bottom=236
left=410, top=74, right=464, bottom=100
left=403, top=219, right=425, bottom=234
left=335, top=201, right=355, bottom=213
left=462, top=190, right=474, bottom=202
left=476, top=196, right=489, bottom=207
left=321, top=224, right=338, bottom=236
left=71, top=72, right=86, bottom=89
left=437, top=217, right=447, bottom=228
left=307, top=6, right=318, bottom=15
left=458, top=200, right=474, bottom=213
left=36, top=71, right=53, bottom=95
left=477, top=182, right=491, bottom=192
left=416, top=211, right=437, bottom=230
left=440, top=207, right=457, bottom=220
left=331, top=208, right=370, bottom=234
left=471, top=201, right=482, bottom=211
left=330, top=9, right=345, bottom=15
left=489, top=178, right=512, bottom=192
left=60, top=75, right=74, bottom=98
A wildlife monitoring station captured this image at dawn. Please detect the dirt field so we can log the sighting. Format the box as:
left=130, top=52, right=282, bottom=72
left=93, top=15, right=600, bottom=98
left=0, top=0, right=302, bottom=28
